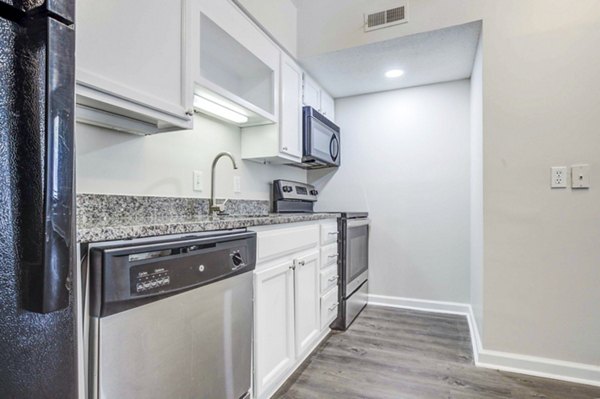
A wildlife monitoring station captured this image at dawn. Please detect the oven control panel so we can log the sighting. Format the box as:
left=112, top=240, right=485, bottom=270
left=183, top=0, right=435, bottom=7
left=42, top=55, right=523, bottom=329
left=273, top=179, right=318, bottom=202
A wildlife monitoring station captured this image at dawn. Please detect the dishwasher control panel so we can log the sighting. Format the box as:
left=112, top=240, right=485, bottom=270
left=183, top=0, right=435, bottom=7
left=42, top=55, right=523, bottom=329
left=132, top=268, right=171, bottom=293
left=90, top=231, right=257, bottom=317
left=127, top=242, right=251, bottom=297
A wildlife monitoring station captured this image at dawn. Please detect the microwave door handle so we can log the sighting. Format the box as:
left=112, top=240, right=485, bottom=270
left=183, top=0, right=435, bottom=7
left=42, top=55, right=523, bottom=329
left=329, top=136, right=334, bottom=160
left=329, top=135, right=339, bottom=161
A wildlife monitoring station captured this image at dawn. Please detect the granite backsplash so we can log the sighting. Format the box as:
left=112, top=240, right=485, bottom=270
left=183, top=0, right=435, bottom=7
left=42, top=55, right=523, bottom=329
left=77, top=194, right=270, bottom=226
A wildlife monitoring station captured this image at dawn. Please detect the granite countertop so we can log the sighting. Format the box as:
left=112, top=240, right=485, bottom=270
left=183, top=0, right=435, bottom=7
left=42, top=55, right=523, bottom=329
left=77, top=213, right=339, bottom=243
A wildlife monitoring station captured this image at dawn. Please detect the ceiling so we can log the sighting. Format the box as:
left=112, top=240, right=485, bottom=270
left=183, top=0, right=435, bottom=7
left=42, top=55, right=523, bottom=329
left=299, top=21, right=482, bottom=99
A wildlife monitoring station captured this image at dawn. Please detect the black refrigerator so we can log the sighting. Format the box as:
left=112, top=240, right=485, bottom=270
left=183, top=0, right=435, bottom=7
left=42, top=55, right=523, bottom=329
left=0, top=0, right=76, bottom=398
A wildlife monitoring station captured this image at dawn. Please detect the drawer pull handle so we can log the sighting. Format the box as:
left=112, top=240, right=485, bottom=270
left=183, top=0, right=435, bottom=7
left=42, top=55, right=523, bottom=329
left=328, top=232, right=338, bottom=235
left=328, top=303, right=338, bottom=311
left=328, top=255, right=338, bottom=258
left=328, top=276, right=338, bottom=282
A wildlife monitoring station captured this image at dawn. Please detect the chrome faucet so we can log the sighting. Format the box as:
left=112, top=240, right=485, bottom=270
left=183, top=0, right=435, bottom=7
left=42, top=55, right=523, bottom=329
left=210, top=152, right=238, bottom=215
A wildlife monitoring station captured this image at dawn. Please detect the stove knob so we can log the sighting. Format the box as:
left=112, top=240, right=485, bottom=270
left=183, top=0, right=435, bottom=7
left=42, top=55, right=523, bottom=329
left=310, top=190, right=319, bottom=196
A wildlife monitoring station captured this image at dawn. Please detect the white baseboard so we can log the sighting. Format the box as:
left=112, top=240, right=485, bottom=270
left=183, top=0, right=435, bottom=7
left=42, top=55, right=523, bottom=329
left=368, top=294, right=472, bottom=315
left=368, top=294, right=600, bottom=388
left=368, top=294, right=482, bottom=362
left=477, top=350, right=600, bottom=388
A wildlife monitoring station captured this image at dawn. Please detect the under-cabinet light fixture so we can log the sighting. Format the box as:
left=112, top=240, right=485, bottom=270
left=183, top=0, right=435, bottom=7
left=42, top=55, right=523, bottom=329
left=193, top=95, right=249, bottom=124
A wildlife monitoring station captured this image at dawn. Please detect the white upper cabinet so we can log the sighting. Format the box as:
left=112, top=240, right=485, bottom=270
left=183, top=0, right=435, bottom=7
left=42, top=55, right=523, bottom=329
left=241, top=50, right=303, bottom=164
left=194, top=0, right=279, bottom=127
left=303, top=74, right=335, bottom=122
left=320, top=91, right=336, bottom=121
left=302, top=74, right=321, bottom=111
left=76, top=0, right=193, bottom=135
left=279, top=53, right=304, bottom=159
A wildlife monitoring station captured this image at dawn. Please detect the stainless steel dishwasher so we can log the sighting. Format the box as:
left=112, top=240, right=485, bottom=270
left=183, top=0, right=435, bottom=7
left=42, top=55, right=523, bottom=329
left=87, top=230, right=256, bottom=399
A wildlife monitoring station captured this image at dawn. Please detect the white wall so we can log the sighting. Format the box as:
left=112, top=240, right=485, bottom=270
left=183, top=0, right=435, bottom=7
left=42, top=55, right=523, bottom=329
left=481, top=2, right=600, bottom=367
left=298, top=0, right=600, bottom=372
left=470, top=34, right=484, bottom=336
left=237, top=0, right=298, bottom=57
left=310, top=80, right=471, bottom=303
left=76, top=114, right=306, bottom=200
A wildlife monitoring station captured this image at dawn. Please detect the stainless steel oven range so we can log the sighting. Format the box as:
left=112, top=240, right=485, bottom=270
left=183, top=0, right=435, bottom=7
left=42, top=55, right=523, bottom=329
left=331, top=212, right=369, bottom=330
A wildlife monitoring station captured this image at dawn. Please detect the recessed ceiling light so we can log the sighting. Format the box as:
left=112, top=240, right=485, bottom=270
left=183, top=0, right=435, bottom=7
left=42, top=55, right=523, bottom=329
left=385, top=69, right=405, bottom=78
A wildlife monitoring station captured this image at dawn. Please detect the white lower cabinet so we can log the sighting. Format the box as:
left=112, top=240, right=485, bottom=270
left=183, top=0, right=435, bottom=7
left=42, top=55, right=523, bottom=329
left=293, top=252, right=320, bottom=356
left=321, top=287, right=339, bottom=330
left=253, top=221, right=338, bottom=399
left=254, top=260, right=296, bottom=397
left=320, top=265, right=338, bottom=295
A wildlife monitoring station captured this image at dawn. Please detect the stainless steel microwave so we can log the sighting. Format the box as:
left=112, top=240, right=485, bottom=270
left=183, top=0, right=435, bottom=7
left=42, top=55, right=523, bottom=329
left=302, top=106, right=340, bottom=168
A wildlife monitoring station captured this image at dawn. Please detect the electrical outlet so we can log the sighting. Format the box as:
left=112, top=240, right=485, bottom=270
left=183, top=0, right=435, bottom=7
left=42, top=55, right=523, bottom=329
left=551, top=166, right=568, bottom=188
left=233, top=175, right=241, bottom=193
left=571, top=164, right=590, bottom=189
left=193, top=171, right=203, bottom=192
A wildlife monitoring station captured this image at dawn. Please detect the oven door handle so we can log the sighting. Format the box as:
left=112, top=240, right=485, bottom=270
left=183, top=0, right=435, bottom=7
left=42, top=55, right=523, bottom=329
left=347, top=219, right=370, bottom=228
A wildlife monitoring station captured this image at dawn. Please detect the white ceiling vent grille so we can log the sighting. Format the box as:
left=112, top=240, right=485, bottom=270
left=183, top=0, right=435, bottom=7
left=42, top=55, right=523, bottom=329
left=364, top=3, right=408, bottom=32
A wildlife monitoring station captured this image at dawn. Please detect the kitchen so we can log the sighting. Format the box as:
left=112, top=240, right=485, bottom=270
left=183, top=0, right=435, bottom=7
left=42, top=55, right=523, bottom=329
left=1, top=0, right=600, bottom=398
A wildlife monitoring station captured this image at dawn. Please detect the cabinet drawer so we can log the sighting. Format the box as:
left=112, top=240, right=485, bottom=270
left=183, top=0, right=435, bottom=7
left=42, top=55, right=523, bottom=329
left=257, top=225, right=319, bottom=262
left=320, top=222, right=338, bottom=245
left=320, top=265, right=338, bottom=295
left=320, top=243, right=338, bottom=268
left=320, top=287, right=339, bottom=330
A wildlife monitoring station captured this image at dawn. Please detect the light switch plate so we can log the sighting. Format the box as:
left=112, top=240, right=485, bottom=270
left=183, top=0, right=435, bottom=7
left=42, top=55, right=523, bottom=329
left=233, top=175, right=241, bottom=193
left=551, top=166, right=568, bottom=188
left=193, top=171, right=203, bottom=192
left=571, top=164, right=590, bottom=189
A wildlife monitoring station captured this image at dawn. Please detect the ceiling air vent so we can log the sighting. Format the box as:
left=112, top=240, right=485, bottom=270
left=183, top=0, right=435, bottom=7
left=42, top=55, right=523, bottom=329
left=364, top=3, right=408, bottom=32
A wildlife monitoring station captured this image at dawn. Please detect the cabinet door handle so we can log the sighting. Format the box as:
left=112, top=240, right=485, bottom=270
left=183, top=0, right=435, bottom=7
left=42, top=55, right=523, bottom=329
left=328, top=254, right=338, bottom=258
left=297, top=260, right=305, bottom=267
left=328, top=303, right=338, bottom=311
left=282, top=146, right=288, bottom=151
left=328, top=232, right=338, bottom=235
left=289, top=264, right=296, bottom=270
left=328, top=276, right=338, bottom=282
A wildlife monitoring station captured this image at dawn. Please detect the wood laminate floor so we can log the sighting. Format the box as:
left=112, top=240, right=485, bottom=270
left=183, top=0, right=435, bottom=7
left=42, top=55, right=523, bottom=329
left=273, top=306, right=600, bottom=399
